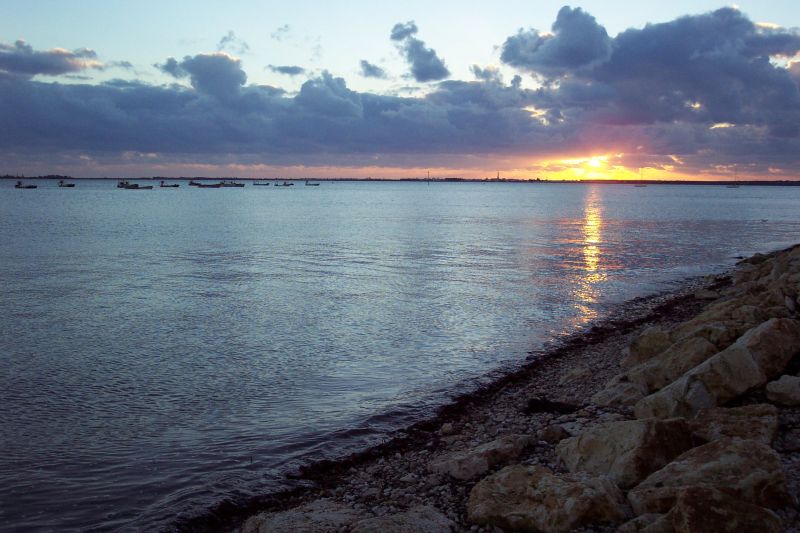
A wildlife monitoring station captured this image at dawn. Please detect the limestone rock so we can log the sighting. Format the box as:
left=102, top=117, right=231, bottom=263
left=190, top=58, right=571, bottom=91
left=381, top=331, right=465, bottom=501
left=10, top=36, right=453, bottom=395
left=635, top=318, right=800, bottom=419
left=689, top=404, right=778, bottom=445
left=621, top=327, right=672, bottom=369
left=625, top=336, right=718, bottom=393
left=667, top=486, right=783, bottom=533
left=242, top=499, right=363, bottom=533
left=350, top=505, right=454, bottom=533
left=428, top=434, right=531, bottom=480
left=618, top=514, right=672, bottom=533
left=557, top=418, right=693, bottom=489
left=538, top=424, right=570, bottom=444
left=627, top=438, right=792, bottom=515
left=467, top=464, right=629, bottom=533
left=766, top=374, right=800, bottom=406
left=591, top=378, right=648, bottom=407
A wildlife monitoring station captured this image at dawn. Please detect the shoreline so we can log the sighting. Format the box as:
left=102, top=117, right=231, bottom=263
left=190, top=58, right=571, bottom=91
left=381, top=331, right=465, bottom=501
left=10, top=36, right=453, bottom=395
left=171, top=272, right=721, bottom=532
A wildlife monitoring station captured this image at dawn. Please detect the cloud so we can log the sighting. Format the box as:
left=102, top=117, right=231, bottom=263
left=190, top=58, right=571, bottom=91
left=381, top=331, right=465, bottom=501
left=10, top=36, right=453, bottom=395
left=271, top=24, right=291, bottom=41
left=217, top=31, right=250, bottom=55
left=501, top=6, right=611, bottom=77
left=3, top=7, right=800, bottom=179
left=471, top=64, right=502, bottom=83
left=390, top=20, right=450, bottom=82
left=157, top=52, right=246, bottom=99
left=390, top=21, right=418, bottom=41
left=0, top=40, right=102, bottom=77
left=268, top=65, right=306, bottom=76
left=359, top=60, right=387, bottom=79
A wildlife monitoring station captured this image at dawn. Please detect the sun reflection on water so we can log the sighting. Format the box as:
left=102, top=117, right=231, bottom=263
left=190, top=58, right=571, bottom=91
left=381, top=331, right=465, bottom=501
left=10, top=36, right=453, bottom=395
left=573, top=187, right=607, bottom=324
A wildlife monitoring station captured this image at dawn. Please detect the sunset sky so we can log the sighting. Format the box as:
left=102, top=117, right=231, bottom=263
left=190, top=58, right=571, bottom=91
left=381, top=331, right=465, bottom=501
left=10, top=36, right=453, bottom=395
left=2, top=1, right=799, bottom=180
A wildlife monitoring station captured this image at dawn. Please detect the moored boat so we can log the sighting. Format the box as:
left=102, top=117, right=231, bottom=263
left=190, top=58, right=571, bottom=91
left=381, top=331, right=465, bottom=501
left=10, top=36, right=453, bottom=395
left=219, top=180, right=245, bottom=187
left=160, top=181, right=179, bottom=188
left=58, top=180, right=76, bottom=188
left=117, top=180, right=152, bottom=190
left=14, top=180, right=37, bottom=189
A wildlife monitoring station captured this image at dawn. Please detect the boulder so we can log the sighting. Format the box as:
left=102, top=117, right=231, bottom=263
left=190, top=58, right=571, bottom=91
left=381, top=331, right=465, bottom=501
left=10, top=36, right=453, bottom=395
left=556, top=418, right=693, bottom=489
left=242, top=499, right=363, bottom=533
left=766, top=374, right=800, bottom=406
left=538, top=424, right=571, bottom=444
left=621, top=327, right=672, bottom=369
left=667, top=486, right=783, bottom=533
left=689, top=404, right=778, bottom=445
left=467, top=464, right=629, bottom=533
left=635, top=318, right=800, bottom=419
left=591, top=378, right=648, bottom=407
left=350, top=505, right=454, bottom=533
left=428, top=434, right=531, bottom=480
left=625, top=337, right=718, bottom=393
left=618, top=514, right=671, bottom=533
left=627, top=438, right=792, bottom=515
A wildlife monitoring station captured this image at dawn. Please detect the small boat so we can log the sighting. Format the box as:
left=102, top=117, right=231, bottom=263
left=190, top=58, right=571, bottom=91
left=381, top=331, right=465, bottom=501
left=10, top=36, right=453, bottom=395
left=195, top=182, right=222, bottom=188
left=117, top=180, right=152, bottom=190
left=58, top=180, right=75, bottom=188
left=219, top=180, right=245, bottom=187
left=189, top=180, right=202, bottom=186
left=160, top=181, right=179, bottom=188
left=14, top=180, right=37, bottom=189
left=276, top=181, right=295, bottom=187
left=305, top=180, right=320, bottom=186
left=252, top=182, right=271, bottom=186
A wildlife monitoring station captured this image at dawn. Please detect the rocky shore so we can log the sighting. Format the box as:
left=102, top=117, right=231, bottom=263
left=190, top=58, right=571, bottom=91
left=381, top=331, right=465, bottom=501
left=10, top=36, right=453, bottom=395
left=231, top=246, right=800, bottom=532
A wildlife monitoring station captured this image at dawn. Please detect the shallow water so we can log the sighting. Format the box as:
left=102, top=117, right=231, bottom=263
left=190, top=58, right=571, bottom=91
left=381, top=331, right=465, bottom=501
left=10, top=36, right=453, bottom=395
left=1, top=180, right=799, bottom=531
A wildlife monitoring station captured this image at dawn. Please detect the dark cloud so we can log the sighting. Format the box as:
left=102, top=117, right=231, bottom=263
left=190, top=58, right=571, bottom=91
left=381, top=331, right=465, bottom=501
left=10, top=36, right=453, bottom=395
left=390, top=21, right=418, bottom=41
left=501, top=7, right=611, bottom=76
left=390, top=21, right=449, bottom=82
left=360, top=60, right=387, bottom=79
left=217, top=31, right=250, bottom=55
left=471, top=65, right=502, bottom=83
left=157, top=53, right=246, bottom=99
left=269, top=65, right=306, bottom=76
left=0, top=40, right=101, bottom=77
left=3, top=8, right=800, bottom=179
left=109, top=60, right=134, bottom=69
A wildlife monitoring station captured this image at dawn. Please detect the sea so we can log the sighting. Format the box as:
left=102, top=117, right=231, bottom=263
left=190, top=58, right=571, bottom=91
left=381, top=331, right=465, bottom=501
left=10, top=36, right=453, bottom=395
left=1, top=179, right=799, bottom=531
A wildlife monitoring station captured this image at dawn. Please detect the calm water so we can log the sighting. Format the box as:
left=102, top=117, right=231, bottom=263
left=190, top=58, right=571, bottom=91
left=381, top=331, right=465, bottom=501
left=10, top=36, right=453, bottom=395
left=2, top=180, right=799, bottom=531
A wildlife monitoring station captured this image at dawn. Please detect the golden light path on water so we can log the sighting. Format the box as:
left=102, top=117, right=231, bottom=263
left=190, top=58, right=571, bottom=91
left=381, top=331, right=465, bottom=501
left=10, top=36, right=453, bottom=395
left=573, top=186, right=608, bottom=324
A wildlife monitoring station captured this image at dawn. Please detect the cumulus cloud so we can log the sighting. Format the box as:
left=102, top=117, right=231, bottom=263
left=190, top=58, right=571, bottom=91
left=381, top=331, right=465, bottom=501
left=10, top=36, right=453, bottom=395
left=157, top=52, right=246, bottom=99
left=359, top=60, right=387, bottom=79
left=390, top=20, right=450, bottom=82
left=0, top=40, right=101, bottom=77
left=268, top=65, right=306, bottom=76
left=471, top=64, right=502, bottom=83
left=3, top=7, right=800, bottom=179
left=501, top=6, right=611, bottom=77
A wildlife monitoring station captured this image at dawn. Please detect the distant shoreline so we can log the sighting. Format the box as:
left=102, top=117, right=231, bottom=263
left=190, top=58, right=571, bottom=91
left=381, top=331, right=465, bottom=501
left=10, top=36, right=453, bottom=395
left=3, top=175, right=800, bottom=186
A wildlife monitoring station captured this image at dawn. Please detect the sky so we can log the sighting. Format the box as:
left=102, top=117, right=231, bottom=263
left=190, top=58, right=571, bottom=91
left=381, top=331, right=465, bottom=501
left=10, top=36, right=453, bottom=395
left=1, top=1, right=799, bottom=180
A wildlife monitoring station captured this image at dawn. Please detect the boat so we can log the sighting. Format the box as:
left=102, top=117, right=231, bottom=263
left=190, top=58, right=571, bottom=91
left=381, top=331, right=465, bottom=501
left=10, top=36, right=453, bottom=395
left=305, top=180, right=320, bottom=186
left=160, top=181, right=179, bottom=188
left=189, top=180, right=202, bottom=186
left=219, top=180, right=245, bottom=187
left=14, top=180, right=37, bottom=189
left=276, top=181, right=295, bottom=187
left=117, top=180, right=152, bottom=190
left=58, top=180, right=75, bottom=188
left=252, top=182, right=271, bottom=186
left=195, top=182, right=222, bottom=188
